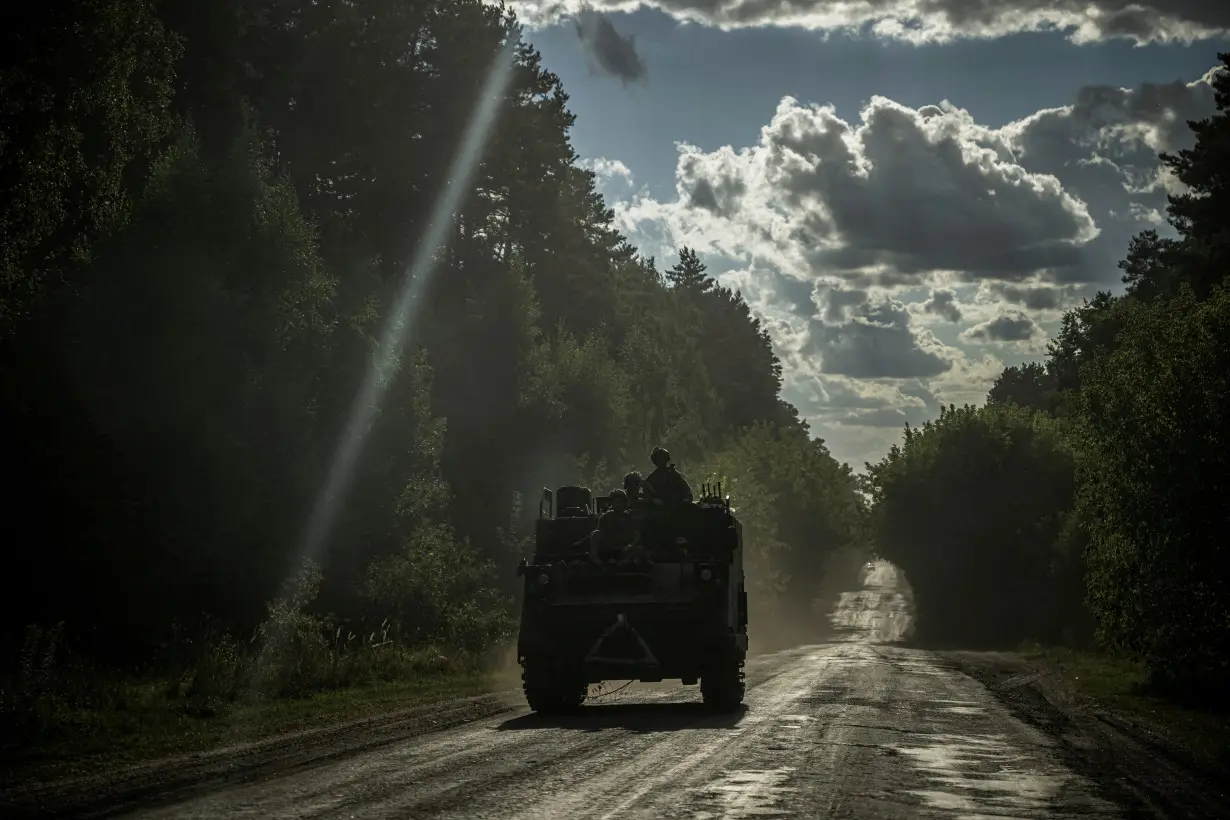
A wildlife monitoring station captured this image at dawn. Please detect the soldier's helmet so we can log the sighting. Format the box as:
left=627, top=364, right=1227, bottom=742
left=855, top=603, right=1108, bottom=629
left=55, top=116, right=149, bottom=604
left=650, top=446, right=671, bottom=467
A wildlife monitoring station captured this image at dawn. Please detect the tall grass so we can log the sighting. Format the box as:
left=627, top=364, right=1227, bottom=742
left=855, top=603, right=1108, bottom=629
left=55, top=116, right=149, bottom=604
left=0, top=560, right=513, bottom=758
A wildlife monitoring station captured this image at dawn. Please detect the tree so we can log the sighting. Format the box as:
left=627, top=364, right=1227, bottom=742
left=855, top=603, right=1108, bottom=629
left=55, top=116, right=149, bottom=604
left=986, top=361, right=1058, bottom=413
left=666, top=247, right=713, bottom=293
left=0, top=0, right=180, bottom=333
left=1077, top=286, right=1230, bottom=696
left=0, top=0, right=869, bottom=675
left=876, top=51, right=1230, bottom=697
left=1158, top=53, right=1230, bottom=296
left=1118, top=229, right=1182, bottom=301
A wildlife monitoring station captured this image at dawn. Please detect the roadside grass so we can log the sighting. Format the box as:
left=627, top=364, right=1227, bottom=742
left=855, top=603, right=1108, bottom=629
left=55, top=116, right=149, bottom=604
left=1020, top=643, right=1230, bottom=769
left=0, top=666, right=493, bottom=785
left=0, top=560, right=519, bottom=787
left=0, top=641, right=498, bottom=787
left=0, top=606, right=513, bottom=787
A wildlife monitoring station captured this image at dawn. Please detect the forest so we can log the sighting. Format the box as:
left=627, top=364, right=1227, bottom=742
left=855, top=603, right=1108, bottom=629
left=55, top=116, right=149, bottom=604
left=5, top=0, right=1226, bottom=767
left=864, top=51, right=1230, bottom=701
left=0, top=0, right=868, bottom=744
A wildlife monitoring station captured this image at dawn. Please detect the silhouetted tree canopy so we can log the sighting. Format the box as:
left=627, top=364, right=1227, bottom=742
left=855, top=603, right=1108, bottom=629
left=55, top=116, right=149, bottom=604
left=0, top=0, right=866, bottom=668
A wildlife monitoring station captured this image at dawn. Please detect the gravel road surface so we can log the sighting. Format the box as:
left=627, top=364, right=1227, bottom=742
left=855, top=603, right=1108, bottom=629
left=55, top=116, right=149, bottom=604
left=106, top=561, right=1228, bottom=819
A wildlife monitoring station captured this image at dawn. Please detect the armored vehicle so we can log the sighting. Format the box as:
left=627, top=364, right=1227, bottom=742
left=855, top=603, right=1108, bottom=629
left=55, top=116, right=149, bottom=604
left=515, top=482, right=748, bottom=713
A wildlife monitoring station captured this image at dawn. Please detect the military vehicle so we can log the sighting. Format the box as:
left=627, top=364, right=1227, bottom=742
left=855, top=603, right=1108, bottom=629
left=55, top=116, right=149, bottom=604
left=514, top=482, right=748, bottom=713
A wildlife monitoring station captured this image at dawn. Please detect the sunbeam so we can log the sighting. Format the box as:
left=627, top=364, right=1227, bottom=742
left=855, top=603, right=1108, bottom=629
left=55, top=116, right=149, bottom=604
left=290, top=35, right=518, bottom=594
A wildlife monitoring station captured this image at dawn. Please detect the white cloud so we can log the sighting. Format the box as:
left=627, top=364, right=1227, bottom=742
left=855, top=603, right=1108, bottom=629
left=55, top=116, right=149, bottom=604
left=604, top=65, right=1222, bottom=468
left=617, top=94, right=1104, bottom=292
left=579, top=156, right=635, bottom=185
left=511, top=0, right=1229, bottom=44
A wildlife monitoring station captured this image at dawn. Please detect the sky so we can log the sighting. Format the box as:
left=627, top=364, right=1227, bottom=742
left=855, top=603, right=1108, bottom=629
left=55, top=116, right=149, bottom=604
left=508, top=0, right=1229, bottom=469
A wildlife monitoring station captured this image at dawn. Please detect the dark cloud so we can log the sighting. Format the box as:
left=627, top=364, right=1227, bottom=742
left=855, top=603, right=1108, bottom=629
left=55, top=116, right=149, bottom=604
left=922, top=288, right=962, bottom=322
left=962, top=312, right=1042, bottom=342
left=987, top=282, right=1082, bottom=311
left=537, top=0, right=1230, bottom=44
left=806, top=300, right=953, bottom=379
left=574, top=6, right=647, bottom=84
left=816, top=285, right=870, bottom=323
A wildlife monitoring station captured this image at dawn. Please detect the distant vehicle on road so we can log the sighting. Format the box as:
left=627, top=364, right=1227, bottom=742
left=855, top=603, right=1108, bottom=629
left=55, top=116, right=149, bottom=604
left=515, top=483, right=748, bottom=714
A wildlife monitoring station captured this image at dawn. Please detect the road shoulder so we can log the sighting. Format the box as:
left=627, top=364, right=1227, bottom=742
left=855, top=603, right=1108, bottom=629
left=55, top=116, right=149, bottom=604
left=0, top=690, right=517, bottom=820
left=944, top=649, right=1230, bottom=818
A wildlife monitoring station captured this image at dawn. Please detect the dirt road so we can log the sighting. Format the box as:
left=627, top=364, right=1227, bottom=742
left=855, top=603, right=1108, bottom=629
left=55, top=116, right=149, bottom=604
left=107, top=562, right=1223, bottom=819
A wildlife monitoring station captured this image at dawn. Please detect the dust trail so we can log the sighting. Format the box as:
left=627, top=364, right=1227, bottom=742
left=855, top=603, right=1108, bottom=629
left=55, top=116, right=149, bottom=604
left=828, top=559, right=916, bottom=643
left=747, top=546, right=875, bottom=654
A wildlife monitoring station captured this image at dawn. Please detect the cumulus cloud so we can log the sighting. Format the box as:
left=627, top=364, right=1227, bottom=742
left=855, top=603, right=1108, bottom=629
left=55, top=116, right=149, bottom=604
left=513, top=0, right=1229, bottom=44
left=574, top=5, right=648, bottom=84
left=579, top=156, right=635, bottom=185
left=618, top=93, right=1102, bottom=291
left=616, top=65, right=1223, bottom=296
left=603, top=63, right=1223, bottom=466
left=982, top=281, right=1083, bottom=312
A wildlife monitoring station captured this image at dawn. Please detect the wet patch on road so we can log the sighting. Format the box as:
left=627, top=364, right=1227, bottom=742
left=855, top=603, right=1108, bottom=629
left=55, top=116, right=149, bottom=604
left=690, top=767, right=796, bottom=819
left=879, top=648, right=1118, bottom=819
left=894, top=730, right=1091, bottom=817
left=946, top=650, right=1230, bottom=819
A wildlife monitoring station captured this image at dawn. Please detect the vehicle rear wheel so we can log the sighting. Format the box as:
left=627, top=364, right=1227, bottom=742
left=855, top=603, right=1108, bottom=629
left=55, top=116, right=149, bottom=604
left=522, top=658, right=587, bottom=714
left=701, top=652, right=746, bottom=712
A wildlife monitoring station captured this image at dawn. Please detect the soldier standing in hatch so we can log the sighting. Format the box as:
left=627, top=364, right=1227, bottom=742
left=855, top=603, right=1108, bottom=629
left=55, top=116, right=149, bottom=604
left=589, top=489, right=643, bottom=564
left=644, top=447, right=694, bottom=508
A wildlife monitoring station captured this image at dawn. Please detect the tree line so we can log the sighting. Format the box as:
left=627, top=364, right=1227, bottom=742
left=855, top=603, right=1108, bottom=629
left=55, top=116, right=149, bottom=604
left=0, top=0, right=867, bottom=704
left=864, top=52, right=1230, bottom=700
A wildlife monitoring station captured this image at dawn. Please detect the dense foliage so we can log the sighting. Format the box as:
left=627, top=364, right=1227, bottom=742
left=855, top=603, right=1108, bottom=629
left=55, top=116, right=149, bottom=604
left=863, top=405, right=1081, bottom=648
left=0, top=0, right=867, bottom=710
left=866, top=52, right=1230, bottom=697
